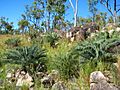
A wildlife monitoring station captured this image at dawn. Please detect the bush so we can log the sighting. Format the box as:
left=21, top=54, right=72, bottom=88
left=72, top=32, right=120, bottom=64
left=6, top=45, right=47, bottom=75
left=46, top=32, right=60, bottom=48
left=5, top=38, right=21, bottom=47
left=54, top=52, right=80, bottom=80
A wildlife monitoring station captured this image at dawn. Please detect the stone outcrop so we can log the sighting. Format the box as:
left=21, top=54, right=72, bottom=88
left=51, top=81, right=68, bottom=90
left=90, top=71, right=119, bottom=90
left=16, top=71, right=34, bottom=88
left=41, top=70, right=59, bottom=88
left=6, top=69, right=34, bottom=90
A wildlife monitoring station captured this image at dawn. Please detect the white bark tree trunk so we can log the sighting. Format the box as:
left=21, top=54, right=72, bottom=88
left=69, top=0, right=78, bottom=27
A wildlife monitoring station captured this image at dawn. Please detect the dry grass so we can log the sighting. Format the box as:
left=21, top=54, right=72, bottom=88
left=117, top=56, right=120, bottom=76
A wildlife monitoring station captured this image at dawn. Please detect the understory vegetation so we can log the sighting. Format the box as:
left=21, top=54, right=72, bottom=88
left=0, top=0, right=120, bottom=90
left=0, top=30, right=120, bottom=90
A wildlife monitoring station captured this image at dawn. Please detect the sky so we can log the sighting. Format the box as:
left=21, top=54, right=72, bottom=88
left=0, top=0, right=111, bottom=29
left=0, top=0, right=33, bottom=28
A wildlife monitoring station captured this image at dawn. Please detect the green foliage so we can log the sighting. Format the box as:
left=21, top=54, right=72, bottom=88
left=47, top=0, right=67, bottom=29
left=77, top=17, right=92, bottom=26
left=88, top=0, right=98, bottom=21
left=95, top=12, right=107, bottom=28
left=54, top=52, right=80, bottom=80
left=24, top=0, right=44, bottom=29
left=0, top=17, right=14, bottom=34
left=29, top=26, right=40, bottom=40
left=5, top=38, right=21, bottom=47
left=18, top=19, right=29, bottom=34
left=108, top=16, right=114, bottom=23
left=6, top=45, right=47, bottom=75
left=73, top=31, right=120, bottom=64
left=46, top=32, right=60, bottom=48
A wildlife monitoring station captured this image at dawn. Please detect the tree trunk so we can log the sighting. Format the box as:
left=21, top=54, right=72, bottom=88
left=69, top=0, right=78, bottom=27
left=48, top=12, right=50, bottom=31
left=74, top=11, right=77, bottom=27
left=74, top=0, right=78, bottom=27
left=113, top=0, right=117, bottom=24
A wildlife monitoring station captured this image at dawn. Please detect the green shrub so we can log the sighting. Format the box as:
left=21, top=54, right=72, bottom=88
left=72, top=32, right=120, bottom=64
left=54, top=52, right=80, bottom=80
left=46, top=32, right=60, bottom=48
left=6, top=45, right=47, bottom=75
left=29, top=30, right=39, bottom=40
left=5, top=38, right=21, bottom=47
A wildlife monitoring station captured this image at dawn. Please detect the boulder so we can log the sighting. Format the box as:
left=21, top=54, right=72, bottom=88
left=6, top=73, right=13, bottom=79
left=51, top=81, right=68, bottom=90
left=90, top=71, right=119, bottom=90
left=90, top=71, right=107, bottom=83
left=16, top=71, right=34, bottom=89
left=36, top=72, right=46, bottom=78
left=116, top=27, right=120, bottom=32
left=41, top=70, right=59, bottom=88
left=41, top=76, right=54, bottom=88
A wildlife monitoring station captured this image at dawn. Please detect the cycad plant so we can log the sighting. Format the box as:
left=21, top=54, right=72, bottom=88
left=5, top=38, right=21, bottom=47
left=6, top=45, right=47, bottom=75
left=72, top=31, right=120, bottom=64
left=46, top=32, right=60, bottom=48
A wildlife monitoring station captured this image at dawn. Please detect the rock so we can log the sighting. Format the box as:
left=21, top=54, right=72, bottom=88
left=66, top=32, right=72, bottom=38
left=116, top=27, right=120, bottom=32
left=90, top=71, right=119, bottom=90
left=6, top=73, right=13, bottom=79
left=41, top=76, right=54, bottom=88
left=90, top=81, right=119, bottom=90
left=41, top=70, right=59, bottom=88
left=36, top=72, right=45, bottom=78
left=90, top=71, right=107, bottom=83
left=51, top=81, right=68, bottom=90
left=16, top=71, right=34, bottom=89
left=0, top=79, right=3, bottom=85
left=89, top=33, right=96, bottom=38
left=108, top=29, right=115, bottom=35
left=70, top=37, right=75, bottom=42
left=6, top=72, right=15, bottom=83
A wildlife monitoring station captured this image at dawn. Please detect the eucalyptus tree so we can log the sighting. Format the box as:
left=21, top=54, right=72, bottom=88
left=95, top=12, right=107, bottom=28
left=46, top=0, right=67, bottom=30
left=18, top=19, right=29, bottom=34
left=89, top=0, right=120, bottom=24
left=100, top=0, right=120, bottom=24
left=88, top=0, right=98, bottom=22
left=77, top=17, right=92, bottom=26
left=0, top=17, right=14, bottom=34
left=23, top=0, right=45, bottom=31
left=69, top=0, right=79, bottom=27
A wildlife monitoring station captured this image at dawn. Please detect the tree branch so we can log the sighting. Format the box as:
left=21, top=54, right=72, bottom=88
left=69, top=0, right=75, bottom=12
left=100, top=0, right=114, bottom=16
left=116, top=8, right=120, bottom=13
left=76, top=0, right=78, bottom=14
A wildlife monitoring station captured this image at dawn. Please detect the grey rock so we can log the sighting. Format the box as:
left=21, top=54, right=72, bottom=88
left=41, top=70, right=59, bottom=88
left=90, top=71, right=119, bottom=90
left=51, top=81, right=68, bottom=90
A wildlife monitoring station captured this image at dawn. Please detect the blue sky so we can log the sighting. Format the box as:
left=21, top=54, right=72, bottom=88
left=0, top=0, right=33, bottom=28
left=0, top=0, right=111, bottom=28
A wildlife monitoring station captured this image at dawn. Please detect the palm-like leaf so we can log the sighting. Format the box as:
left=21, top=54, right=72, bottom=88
left=6, top=45, right=47, bottom=74
left=46, top=32, right=60, bottom=48
left=72, top=31, right=120, bottom=63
